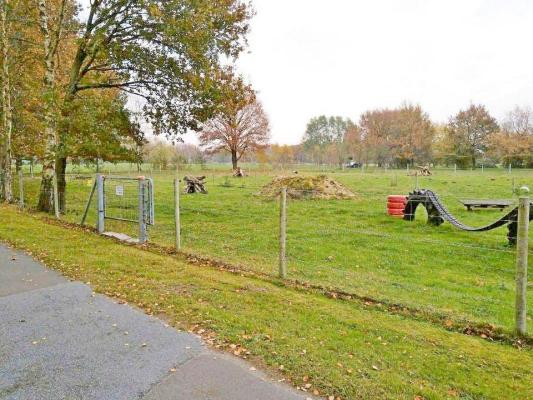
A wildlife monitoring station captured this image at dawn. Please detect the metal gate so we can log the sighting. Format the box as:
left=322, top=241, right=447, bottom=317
left=84, top=175, right=154, bottom=244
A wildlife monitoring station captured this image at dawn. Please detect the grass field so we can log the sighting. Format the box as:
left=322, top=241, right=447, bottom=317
left=13, top=165, right=533, bottom=336
left=1, top=207, right=532, bottom=400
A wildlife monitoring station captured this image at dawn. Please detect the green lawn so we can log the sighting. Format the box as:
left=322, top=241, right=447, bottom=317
left=14, top=166, right=533, bottom=335
left=1, top=207, right=532, bottom=400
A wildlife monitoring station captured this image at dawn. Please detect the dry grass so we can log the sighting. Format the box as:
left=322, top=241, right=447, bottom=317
left=258, top=175, right=357, bottom=199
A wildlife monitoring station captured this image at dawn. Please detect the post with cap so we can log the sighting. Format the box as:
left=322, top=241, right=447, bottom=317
left=515, top=186, right=530, bottom=336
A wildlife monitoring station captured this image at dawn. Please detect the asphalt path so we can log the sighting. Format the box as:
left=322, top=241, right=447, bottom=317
left=0, top=244, right=312, bottom=400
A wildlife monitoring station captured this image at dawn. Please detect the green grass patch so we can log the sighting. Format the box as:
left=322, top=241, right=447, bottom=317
left=14, top=167, right=533, bottom=335
left=1, top=206, right=532, bottom=400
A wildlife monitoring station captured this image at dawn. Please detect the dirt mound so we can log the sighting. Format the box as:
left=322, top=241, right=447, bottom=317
left=258, top=175, right=356, bottom=200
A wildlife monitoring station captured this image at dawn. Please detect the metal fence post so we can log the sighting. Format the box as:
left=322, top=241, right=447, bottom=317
left=279, top=187, right=287, bottom=279
left=96, top=174, right=105, bottom=233
left=138, top=177, right=147, bottom=244
left=81, top=179, right=97, bottom=225
left=18, top=169, right=24, bottom=208
left=515, top=186, right=530, bottom=336
left=174, top=178, right=181, bottom=251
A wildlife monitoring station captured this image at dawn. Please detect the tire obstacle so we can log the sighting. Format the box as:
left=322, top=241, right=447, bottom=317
left=401, top=189, right=533, bottom=245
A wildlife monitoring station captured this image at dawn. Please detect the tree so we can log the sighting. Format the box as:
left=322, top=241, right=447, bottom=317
left=64, top=91, right=144, bottom=169
left=0, top=0, right=13, bottom=202
left=302, top=116, right=354, bottom=166
left=487, top=106, right=533, bottom=167
left=446, top=104, right=499, bottom=168
left=198, top=76, right=270, bottom=169
left=37, top=0, right=252, bottom=212
left=270, top=144, right=294, bottom=168
left=9, top=0, right=46, bottom=169
left=36, top=0, right=71, bottom=212
left=145, top=141, right=174, bottom=170
left=359, top=104, right=434, bottom=167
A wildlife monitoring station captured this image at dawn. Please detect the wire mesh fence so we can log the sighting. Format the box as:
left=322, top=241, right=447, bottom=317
left=11, top=166, right=533, bottom=333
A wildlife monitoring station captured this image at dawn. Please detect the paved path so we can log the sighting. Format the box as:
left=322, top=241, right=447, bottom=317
left=0, top=244, right=312, bottom=400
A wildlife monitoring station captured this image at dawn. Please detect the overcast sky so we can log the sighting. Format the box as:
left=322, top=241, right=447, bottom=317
left=237, top=0, right=533, bottom=144
left=79, top=0, right=533, bottom=145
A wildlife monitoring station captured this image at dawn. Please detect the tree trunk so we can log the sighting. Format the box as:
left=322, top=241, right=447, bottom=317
left=0, top=0, right=13, bottom=203
left=37, top=159, right=55, bottom=212
left=37, top=0, right=58, bottom=213
left=231, top=150, right=238, bottom=169
left=56, top=156, right=67, bottom=212
left=15, top=157, right=21, bottom=172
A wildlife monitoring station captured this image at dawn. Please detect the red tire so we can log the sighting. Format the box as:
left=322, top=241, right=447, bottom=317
left=387, top=209, right=404, bottom=216
left=388, top=195, right=407, bottom=203
left=387, top=202, right=406, bottom=210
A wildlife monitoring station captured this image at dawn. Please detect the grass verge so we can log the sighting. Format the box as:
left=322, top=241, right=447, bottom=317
left=1, top=206, right=532, bottom=400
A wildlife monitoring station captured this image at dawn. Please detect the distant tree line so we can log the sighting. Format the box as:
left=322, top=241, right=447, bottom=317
left=291, top=104, right=533, bottom=169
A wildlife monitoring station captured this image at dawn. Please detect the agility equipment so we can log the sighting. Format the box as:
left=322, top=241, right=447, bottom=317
left=403, top=189, right=532, bottom=245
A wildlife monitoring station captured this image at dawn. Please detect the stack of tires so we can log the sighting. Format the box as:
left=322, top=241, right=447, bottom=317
left=387, top=195, right=407, bottom=217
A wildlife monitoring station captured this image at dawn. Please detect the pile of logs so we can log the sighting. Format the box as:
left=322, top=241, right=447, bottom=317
left=184, top=176, right=208, bottom=194
left=233, top=167, right=246, bottom=177
left=417, top=166, right=432, bottom=176
left=408, top=166, right=432, bottom=176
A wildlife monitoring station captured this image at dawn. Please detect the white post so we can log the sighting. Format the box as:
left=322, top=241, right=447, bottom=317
left=174, top=178, right=181, bottom=251
left=138, top=177, right=147, bottom=244
left=515, top=186, right=529, bottom=336
left=96, top=174, right=105, bottom=233
left=18, top=169, right=24, bottom=208
left=52, top=172, right=60, bottom=219
left=279, top=187, right=287, bottom=279
left=454, top=164, right=457, bottom=173
left=509, top=164, right=512, bottom=174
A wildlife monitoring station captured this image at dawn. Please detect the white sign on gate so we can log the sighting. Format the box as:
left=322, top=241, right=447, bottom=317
left=115, top=185, right=124, bottom=196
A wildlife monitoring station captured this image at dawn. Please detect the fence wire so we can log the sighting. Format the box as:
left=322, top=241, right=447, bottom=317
left=11, top=167, right=533, bottom=332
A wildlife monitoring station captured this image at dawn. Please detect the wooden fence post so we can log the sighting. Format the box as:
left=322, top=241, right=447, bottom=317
left=279, top=187, right=287, bottom=279
left=52, top=172, right=60, bottom=219
left=515, top=186, right=530, bottom=336
left=174, top=178, right=181, bottom=251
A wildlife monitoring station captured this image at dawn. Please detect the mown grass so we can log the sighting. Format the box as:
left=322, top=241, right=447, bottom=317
left=1, top=207, right=532, bottom=400
left=14, top=166, right=533, bottom=334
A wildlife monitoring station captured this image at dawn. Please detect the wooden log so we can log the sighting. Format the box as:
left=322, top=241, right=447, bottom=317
left=184, top=176, right=208, bottom=194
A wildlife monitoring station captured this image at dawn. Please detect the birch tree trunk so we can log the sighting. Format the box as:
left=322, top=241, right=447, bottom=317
left=37, top=0, right=58, bottom=212
left=0, top=0, right=13, bottom=202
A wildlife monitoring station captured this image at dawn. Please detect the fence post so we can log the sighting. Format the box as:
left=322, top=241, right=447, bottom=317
left=138, top=177, right=147, bottom=244
left=174, top=178, right=181, bottom=251
left=52, top=172, right=60, bottom=219
left=81, top=179, right=97, bottom=225
left=515, top=186, right=530, bottom=336
left=96, top=174, right=105, bottom=233
left=18, top=169, right=24, bottom=208
left=279, top=187, right=287, bottom=279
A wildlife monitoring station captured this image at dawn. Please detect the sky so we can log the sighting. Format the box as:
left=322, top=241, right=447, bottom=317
left=78, top=0, right=533, bottom=145
left=236, top=0, right=533, bottom=144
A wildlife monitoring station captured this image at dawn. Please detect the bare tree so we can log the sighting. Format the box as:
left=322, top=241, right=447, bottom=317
left=198, top=78, right=270, bottom=169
